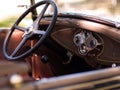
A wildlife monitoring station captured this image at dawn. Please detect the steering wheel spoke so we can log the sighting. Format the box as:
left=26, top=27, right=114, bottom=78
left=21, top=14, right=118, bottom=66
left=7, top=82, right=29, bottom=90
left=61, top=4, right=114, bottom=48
left=33, top=30, right=46, bottom=35
left=14, top=25, right=27, bottom=32
left=10, top=37, right=27, bottom=57
left=35, top=3, right=49, bottom=25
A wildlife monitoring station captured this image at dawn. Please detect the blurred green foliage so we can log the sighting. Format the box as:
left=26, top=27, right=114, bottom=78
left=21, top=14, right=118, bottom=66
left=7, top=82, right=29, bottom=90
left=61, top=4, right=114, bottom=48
left=0, top=17, right=17, bottom=28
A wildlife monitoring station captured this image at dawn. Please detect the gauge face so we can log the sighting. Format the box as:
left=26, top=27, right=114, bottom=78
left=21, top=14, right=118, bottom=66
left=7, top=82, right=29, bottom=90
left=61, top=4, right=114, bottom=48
left=73, top=30, right=103, bottom=56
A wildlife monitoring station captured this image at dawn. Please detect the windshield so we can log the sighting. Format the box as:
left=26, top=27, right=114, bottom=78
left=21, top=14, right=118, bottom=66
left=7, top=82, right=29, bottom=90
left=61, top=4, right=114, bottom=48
left=0, top=0, right=120, bottom=28
left=34, top=0, right=120, bottom=21
left=56, top=0, right=119, bottom=21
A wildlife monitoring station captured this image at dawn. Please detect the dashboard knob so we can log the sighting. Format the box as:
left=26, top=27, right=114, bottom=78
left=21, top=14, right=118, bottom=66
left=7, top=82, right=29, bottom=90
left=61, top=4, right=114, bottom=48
left=41, top=55, right=49, bottom=63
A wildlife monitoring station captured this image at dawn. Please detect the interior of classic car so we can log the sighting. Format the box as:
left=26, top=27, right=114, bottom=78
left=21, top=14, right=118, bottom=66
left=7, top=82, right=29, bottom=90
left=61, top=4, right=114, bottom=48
left=1, top=0, right=120, bottom=89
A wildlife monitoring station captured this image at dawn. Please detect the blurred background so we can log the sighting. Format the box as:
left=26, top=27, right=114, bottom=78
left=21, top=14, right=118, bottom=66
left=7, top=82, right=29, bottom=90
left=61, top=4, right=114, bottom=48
left=0, top=0, right=120, bottom=28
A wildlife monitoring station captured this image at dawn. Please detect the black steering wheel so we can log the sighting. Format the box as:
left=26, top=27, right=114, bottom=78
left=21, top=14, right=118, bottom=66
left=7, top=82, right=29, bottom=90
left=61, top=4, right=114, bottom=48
left=3, top=0, right=58, bottom=60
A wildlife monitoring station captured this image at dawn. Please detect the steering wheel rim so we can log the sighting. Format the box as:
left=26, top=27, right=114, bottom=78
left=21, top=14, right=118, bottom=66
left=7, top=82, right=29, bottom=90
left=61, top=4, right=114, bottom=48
left=3, top=0, right=58, bottom=60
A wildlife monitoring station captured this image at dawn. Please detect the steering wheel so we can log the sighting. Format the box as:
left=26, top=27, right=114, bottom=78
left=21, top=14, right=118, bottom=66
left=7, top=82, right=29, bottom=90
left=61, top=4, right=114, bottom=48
left=3, top=0, right=58, bottom=60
